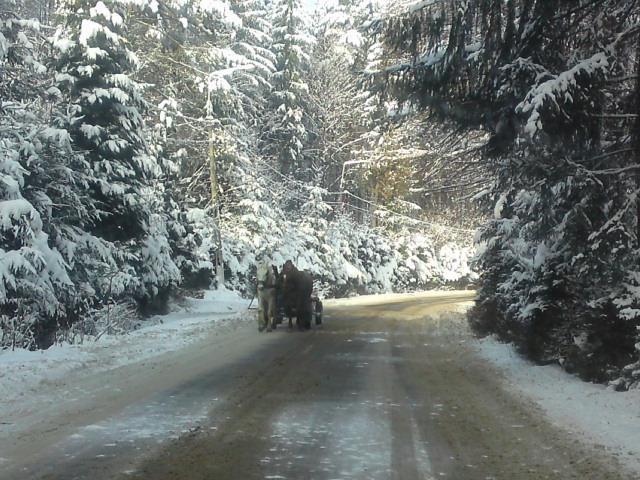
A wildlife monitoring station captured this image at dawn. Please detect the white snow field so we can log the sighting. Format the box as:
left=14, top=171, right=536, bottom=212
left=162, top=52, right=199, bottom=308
left=0, top=288, right=251, bottom=431
left=475, top=337, right=640, bottom=475
left=325, top=289, right=475, bottom=308
left=0, top=290, right=638, bottom=478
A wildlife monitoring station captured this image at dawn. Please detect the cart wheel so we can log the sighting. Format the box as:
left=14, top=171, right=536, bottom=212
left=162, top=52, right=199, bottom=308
left=315, top=300, right=323, bottom=325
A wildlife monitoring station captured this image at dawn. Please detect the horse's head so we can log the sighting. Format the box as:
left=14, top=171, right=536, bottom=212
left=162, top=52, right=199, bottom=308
left=267, top=265, right=279, bottom=287
left=282, top=260, right=298, bottom=275
left=281, top=260, right=295, bottom=287
left=257, top=262, right=277, bottom=289
left=257, top=263, right=269, bottom=287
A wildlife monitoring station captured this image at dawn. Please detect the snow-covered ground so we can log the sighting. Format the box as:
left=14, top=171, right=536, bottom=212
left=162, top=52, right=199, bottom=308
left=475, top=337, right=640, bottom=474
left=2, top=290, right=639, bottom=478
left=325, top=289, right=475, bottom=308
left=0, top=289, right=251, bottom=420
left=321, top=291, right=640, bottom=476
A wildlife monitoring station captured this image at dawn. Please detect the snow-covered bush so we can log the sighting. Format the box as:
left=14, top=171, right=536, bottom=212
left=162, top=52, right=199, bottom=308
left=221, top=192, right=475, bottom=298
left=392, top=234, right=475, bottom=291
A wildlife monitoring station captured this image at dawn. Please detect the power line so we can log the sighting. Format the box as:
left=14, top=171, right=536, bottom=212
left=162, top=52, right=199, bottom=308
left=237, top=156, right=477, bottom=234
left=335, top=190, right=477, bottom=233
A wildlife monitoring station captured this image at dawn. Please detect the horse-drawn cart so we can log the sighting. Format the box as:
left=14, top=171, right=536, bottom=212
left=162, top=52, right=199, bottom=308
left=258, top=260, right=322, bottom=331
left=276, top=295, right=322, bottom=327
left=312, top=295, right=323, bottom=325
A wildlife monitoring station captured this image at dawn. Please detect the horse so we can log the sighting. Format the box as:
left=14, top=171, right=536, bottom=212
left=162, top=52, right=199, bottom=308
left=281, top=260, right=314, bottom=330
left=256, top=262, right=279, bottom=332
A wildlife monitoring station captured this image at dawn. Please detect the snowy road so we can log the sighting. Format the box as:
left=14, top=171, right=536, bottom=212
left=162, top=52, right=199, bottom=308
left=1, top=292, right=635, bottom=479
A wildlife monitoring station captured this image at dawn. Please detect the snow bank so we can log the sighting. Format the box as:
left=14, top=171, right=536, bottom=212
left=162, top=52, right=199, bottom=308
left=0, top=289, right=251, bottom=413
left=325, top=289, right=475, bottom=308
left=180, top=287, right=249, bottom=314
left=476, top=337, right=640, bottom=474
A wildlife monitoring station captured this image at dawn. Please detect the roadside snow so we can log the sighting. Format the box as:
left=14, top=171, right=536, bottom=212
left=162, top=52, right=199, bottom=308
left=0, top=289, right=251, bottom=416
left=476, top=337, right=640, bottom=474
left=325, top=290, right=475, bottom=308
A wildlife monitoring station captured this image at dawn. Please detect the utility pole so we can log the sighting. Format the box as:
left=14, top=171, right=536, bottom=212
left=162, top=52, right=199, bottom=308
left=634, top=34, right=640, bottom=247
left=207, top=84, right=225, bottom=289
left=209, top=127, right=226, bottom=289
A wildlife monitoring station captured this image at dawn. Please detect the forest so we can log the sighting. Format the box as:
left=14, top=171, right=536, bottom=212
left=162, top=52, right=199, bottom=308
left=1, top=0, right=640, bottom=390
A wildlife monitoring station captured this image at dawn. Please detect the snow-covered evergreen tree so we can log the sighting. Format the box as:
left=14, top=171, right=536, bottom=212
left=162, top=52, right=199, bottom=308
left=53, top=0, right=179, bottom=310
left=305, top=0, right=367, bottom=190
left=376, top=0, right=640, bottom=384
left=0, top=0, right=477, bottom=351
left=54, top=0, right=150, bottom=236
left=0, top=12, right=88, bottom=348
left=262, top=0, right=314, bottom=181
left=233, top=0, right=276, bottom=122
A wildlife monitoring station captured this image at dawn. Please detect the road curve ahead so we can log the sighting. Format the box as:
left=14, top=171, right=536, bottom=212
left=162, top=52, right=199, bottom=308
left=123, top=291, right=629, bottom=480
left=4, top=292, right=632, bottom=480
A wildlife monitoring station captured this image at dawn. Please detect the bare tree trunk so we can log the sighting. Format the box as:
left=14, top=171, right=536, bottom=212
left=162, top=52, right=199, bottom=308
left=371, top=188, right=378, bottom=228
left=634, top=34, right=640, bottom=246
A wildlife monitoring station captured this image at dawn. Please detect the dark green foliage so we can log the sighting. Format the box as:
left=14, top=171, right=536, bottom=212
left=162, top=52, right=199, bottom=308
left=54, top=0, right=150, bottom=240
left=261, top=0, right=313, bottom=180
left=376, top=0, right=640, bottom=386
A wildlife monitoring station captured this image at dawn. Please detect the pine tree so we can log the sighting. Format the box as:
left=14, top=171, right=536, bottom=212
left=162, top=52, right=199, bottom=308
left=306, top=0, right=366, bottom=190
left=377, top=0, right=640, bottom=383
left=0, top=12, right=91, bottom=348
left=53, top=0, right=179, bottom=309
left=262, top=0, right=314, bottom=181
left=233, top=0, right=276, bottom=121
left=54, top=0, right=150, bottom=239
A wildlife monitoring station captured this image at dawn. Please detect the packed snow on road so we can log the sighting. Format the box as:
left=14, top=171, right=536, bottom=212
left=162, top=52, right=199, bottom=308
left=1, top=291, right=639, bottom=479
